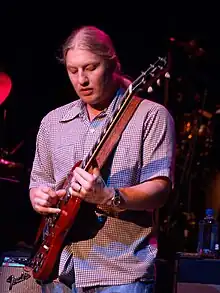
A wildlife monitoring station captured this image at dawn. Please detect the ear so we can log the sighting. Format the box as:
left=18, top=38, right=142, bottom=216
left=106, top=59, right=117, bottom=74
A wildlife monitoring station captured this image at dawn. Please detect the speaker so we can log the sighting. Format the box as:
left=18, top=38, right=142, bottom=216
left=176, top=283, right=220, bottom=292
left=174, top=252, right=220, bottom=293
left=0, top=250, right=41, bottom=293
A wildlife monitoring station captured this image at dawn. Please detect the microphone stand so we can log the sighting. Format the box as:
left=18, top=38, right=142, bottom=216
left=0, top=106, right=8, bottom=158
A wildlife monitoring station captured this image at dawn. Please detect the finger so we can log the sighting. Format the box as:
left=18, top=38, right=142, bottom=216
left=73, top=172, right=89, bottom=190
left=47, top=188, right=57, bottom=198
left=74, top=167, right=94, bottom=182
left=34, top=204, right=61, bottom=214
left=40, top=186, right=56, bottom=200
left=41, top=186, right=52, bottom=194
left=56, top=189, right=66, bottom=198
left=69, top=186, right=84, bottom=199
left=34, top=197, right=51, bottom=207
left=35, top=192, right=50, bottom=202
left=45, top=189, right=65, bottom=206
left=71, top=182, right=82, bottom=193
left=73, top=169, right=95, bottom=191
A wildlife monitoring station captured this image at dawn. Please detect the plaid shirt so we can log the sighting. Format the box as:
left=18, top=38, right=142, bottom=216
left=30, top=88, right=175, bottom=288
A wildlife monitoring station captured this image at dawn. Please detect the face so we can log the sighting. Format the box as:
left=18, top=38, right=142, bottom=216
left=66, top=48, right=113, bottom=107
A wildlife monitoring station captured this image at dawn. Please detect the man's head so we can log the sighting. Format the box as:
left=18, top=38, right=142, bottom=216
left=61, top=26, right=121, bottom=107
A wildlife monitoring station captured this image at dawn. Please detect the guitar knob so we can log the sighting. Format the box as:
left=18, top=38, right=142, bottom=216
left=147, top=86, right=153, bottom=93
left=43, top=244, right=49, bottom=251
left=165, top=72, right=170, bottom=79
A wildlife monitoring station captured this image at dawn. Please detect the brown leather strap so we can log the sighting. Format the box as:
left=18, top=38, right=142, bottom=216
left=95, top=95, right=143, bottom=170
left=93, top=95, right=143, bottom=217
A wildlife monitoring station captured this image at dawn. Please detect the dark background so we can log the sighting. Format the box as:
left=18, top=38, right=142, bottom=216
left=0, top=1, right=220, bottom=250
left=1, top=2, right=220, bottom=150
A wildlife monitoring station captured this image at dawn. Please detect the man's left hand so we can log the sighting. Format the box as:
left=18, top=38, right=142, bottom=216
left=69, top=167, right=114, bottom=205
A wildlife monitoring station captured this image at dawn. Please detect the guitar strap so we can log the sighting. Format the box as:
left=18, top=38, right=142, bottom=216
left=94, top=95, right=143, bottom=217
left=94, top=95, right=143, bottom=170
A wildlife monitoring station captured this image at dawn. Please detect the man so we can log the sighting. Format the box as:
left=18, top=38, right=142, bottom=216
left=29, top=26, right=176, bottom=293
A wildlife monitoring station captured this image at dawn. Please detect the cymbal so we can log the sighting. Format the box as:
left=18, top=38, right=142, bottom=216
left=0, top=176, right=20, bottom=183
left=0, top=158, right=23, bottom=183
left=198, top=109, right=213, bottom=119
left=0, top=158, right=23, bottom=169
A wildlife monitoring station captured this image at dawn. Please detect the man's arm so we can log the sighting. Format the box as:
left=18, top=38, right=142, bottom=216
left=117, top=177, right=171, bottom=211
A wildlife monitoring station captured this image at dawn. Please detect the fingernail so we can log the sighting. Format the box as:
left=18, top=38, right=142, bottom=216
left=62, top=210, right=68, bottom=216
left=69, top=187, right=73, bottom=195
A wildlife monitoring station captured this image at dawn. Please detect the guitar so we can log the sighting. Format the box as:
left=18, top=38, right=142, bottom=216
left=30, top=56, right=169, bottom=281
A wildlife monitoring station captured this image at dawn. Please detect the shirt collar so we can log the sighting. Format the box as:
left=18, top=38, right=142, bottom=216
left=59, top=87, right=125, bottom=123
left=59, top=99, right=85, bottom=122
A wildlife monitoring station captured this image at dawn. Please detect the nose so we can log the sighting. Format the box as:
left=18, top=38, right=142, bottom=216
left=78, top=70, right=89, bottom=86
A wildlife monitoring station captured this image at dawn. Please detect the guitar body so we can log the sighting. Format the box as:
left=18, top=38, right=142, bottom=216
left=31, top=161, right=82, bottom=281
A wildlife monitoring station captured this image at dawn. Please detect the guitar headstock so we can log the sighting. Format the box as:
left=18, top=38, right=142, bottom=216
left=130, top=56, right=170, bottom=95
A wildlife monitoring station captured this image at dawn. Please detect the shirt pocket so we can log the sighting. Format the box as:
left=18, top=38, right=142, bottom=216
left=52, top=143, right=80, bottom=183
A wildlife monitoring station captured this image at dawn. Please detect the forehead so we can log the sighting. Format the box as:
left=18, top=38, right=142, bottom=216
left=65, top=48, right=103, bottom=67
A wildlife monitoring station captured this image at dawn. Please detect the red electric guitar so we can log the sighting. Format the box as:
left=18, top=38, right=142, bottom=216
left=30, top=56, right=169, bottom=281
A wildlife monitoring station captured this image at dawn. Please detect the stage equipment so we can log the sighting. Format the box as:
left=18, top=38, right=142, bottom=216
left=173, top=252, right=220, bottom=293
left=0, top=249, right=41, bottom=293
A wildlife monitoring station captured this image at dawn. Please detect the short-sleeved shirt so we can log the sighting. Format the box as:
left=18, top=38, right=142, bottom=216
left=29, top=88, right=176, bottom=288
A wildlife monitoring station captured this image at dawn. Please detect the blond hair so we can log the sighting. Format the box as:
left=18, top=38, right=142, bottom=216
left=61, top=25, right=132, bottom=87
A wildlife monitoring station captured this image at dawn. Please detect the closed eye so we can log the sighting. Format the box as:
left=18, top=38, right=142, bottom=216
left=67, top=66, right=78, bottom=74
left=86, top=63, right=99, bottom=71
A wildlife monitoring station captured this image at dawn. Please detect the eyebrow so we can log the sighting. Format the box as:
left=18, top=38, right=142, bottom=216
left=67, top=61, right=100, bottom=69
left=66, top=65, right=77, bottom=70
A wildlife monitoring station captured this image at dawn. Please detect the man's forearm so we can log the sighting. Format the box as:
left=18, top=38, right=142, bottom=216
left=117, top=178, right=171, bottom=211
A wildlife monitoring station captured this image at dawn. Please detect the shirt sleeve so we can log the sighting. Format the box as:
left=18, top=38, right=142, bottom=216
left=29, top=117, right=56, bottom=190
left=140, top=104, right=176, bottom=186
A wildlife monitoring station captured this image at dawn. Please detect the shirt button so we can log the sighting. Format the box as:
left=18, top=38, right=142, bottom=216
left=90, top=128, right=95, bottom=133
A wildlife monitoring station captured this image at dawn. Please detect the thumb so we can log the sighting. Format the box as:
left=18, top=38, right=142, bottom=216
left=56, top=189, right=66, bottom=198
left=92, top=167, right=100, bottom=179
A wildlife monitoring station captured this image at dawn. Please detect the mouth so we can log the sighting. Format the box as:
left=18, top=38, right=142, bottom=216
left=80, top=88, right=93, bottom=96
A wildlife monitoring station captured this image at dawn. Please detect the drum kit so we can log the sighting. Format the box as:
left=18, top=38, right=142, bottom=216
left=169, top=39, right=216, bottom=179
left=0, top=72, right=24, bottom=184
left=177, top=107, right=214, bottom=167
left=165, top=38, right=220, bottom=242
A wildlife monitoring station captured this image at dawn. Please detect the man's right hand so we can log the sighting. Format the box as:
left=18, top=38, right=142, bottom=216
left=30, top=187, right=66, bottom=214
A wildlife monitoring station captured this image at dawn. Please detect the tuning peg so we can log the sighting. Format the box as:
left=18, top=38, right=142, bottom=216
left=157, top=79, right=161, bottom=86
left=147, top=86, right=153, bottom=93
left=165, top=72, right=170, bottom=79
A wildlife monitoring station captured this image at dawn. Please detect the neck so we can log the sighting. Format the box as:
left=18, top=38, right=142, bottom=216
left=86, top=106, right=106, bottom=121
left=87, top=78, right=119, bottom=121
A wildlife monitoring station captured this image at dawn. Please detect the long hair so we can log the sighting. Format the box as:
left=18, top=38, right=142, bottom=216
left=60, top=26, right=132, bottom=88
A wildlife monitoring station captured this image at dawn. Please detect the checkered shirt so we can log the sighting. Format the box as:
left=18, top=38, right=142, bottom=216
left=29, top=88, right=175, bottom=288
